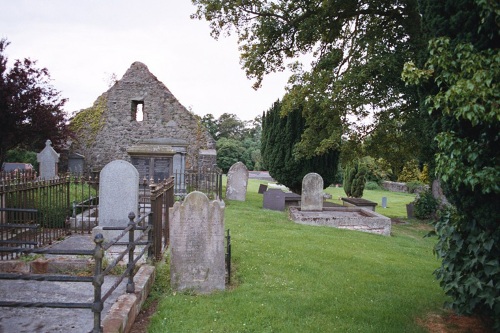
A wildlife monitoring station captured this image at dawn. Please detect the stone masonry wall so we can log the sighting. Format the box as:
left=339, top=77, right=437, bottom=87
left=70, top=62, right=215, bottom=172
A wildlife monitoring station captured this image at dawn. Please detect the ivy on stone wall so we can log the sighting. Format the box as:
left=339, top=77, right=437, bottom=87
left=70, top=95, right=107, bottom=145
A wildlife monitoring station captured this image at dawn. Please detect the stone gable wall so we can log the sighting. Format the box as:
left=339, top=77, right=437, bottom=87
left=70, top=62, right=215, bottom=172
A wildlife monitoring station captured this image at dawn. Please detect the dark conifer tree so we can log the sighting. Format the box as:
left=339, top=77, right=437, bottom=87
left=261, top=100, right=339, bottom=194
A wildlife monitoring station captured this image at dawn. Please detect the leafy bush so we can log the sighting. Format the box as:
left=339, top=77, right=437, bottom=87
left=413, top=190, right=438, bottom=220
left=365, top=181, right=382, bottom=191
left=407, top=181, right=425, bottom=194
left=362, top=156, right=392, bottom=182
left=432, top=207, right=500, bottom=329
left=397, top=159, right=420, bottom=183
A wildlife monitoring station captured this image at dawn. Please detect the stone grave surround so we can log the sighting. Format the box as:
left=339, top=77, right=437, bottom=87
left=170, top=191, right=225, bottom=294
left=225, top=161, right=249, bottom=201
left=93, top=160, right=139, bottom=242
left=37, top=139, right=60, bottom=180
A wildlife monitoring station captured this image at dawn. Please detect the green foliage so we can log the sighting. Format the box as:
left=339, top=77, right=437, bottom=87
left=362, top=156, right=392, bottom=183
left=406, top=181, right=425, bottom=194
left=0, top=39, right=68, bottom=166
left=343, top=160, right=367, bottom=198
left=419, top=164, right=431, bottom=184
left=69, top=95, right=106, bottom=145
left=403, top=0, right=500, bottom=327
left=413, top=190, right=438, bottom=220
left=432, top=208, right=500, bottom=327
left=204, top=113, right=262, bottom=171
left=261, top=100, right=339, bottom=193
left=192, top=0, right=424, bottom=161
left=216, top=138, right=246, bottom=173
left=397, top=160, right=420, bottom=183
left=5, top=148, right=38, bottom=169
left=365, top=181, right=382, bottom=191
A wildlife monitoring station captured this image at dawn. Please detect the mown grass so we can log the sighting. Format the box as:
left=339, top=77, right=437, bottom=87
left=147, top=179, right=446, bottom=332
left=324, top=185, right=416, bottom=219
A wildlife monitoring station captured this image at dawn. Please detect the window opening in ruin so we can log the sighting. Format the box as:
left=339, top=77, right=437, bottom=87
left=132, top=100, right=144, bottom=122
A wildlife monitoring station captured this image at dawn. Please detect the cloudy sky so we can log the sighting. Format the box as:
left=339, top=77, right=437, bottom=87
left=0, top=0, right=292, bottom=121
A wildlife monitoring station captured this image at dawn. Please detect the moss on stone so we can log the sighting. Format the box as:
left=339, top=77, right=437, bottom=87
left=70, top=95, right=107, bottom=145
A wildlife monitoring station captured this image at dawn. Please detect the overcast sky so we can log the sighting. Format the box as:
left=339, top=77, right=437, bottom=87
left=0, top=0, right=292, bottom=121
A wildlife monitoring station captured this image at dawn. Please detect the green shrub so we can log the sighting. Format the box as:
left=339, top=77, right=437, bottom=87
left=407, top=181, right=425, bottom=194
left=397, top=160, right=420, bottom=183
left=343, top=160, right=367, bottom=198
left=365, top=181, right=382, bottom=191
left=413, top=191, right=438, bottom=220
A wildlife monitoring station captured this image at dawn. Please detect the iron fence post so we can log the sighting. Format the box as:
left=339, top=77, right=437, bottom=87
left=127, top=212, right=136, bottom=293
left=147, top=211, right=154, bottom=261
left=92, top=233, right=104, bottom=333
left=226, top=229, right=231, bottom=285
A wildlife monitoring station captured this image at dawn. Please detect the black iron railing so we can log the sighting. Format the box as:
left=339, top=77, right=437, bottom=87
left=0, top=211, right=154, bottom=333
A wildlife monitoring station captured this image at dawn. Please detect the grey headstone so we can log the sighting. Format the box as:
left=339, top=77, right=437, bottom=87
left=68, top=153, right=84, bottom=174
left=263, top=188, right=286, bottom=211
left=301, top=173, right=324, bottom=211
left=170, top=191, right=225, bottom=294
left=37, top=140, right=60, bottom=180
left=93, top=160, right=139, bottom=242
left=382, top=197, right=388, bottom=208
left=225, top=162, right=249, bottom=201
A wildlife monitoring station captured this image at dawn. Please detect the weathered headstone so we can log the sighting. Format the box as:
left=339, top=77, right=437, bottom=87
left=382, top=197, right=388, bottom=208
left=37, top=140, right=59, bottom=180
left=225, top=161, right=248, bottom=201
left=93, top=160, right=139, bottom=242
left=170, top=191, right=225, bottom=293
left=301, top=173, right=324, bottom=211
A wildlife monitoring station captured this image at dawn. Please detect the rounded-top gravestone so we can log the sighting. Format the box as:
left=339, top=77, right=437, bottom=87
left=301, top=173, right=324, bottom=211
left=94, top=160, right=139, bottom=242
left=225, top=161, right=249, bottom=201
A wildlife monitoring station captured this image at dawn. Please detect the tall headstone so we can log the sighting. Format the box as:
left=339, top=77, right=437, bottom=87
left=37, top=140, right=60, bottom=180
left=170, top=191, right=225, bottom=293
left=301, top=173, right=324, bottom=211
left=225, top=162, right=248, bottom=201
left=93, top=160, right=139, bottom=242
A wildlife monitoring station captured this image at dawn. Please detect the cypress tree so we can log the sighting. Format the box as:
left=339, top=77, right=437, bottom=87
left=261, top=100, right=339, bottom=193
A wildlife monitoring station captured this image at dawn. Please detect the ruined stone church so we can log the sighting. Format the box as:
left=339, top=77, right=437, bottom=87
left=68, top=62, right=216, bottom=180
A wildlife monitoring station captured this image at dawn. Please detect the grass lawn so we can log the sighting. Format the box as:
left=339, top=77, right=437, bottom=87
left=146, top=179, right=447, bottom=332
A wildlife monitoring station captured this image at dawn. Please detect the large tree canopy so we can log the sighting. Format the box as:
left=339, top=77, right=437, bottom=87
left=192, top=0, right=424, bottom=162
left=0, top=39, right=68, bottom=166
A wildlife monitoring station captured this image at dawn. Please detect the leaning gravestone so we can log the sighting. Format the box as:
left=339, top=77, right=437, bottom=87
left=37, top=139, right=60, bottom=180
left=301, top=173, right=324, bottom=211
left=225, top=161, right=248, bottom=201
left=93, top=160, right=139, bottom=242
left=170, top=191, right=225, bottom=294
